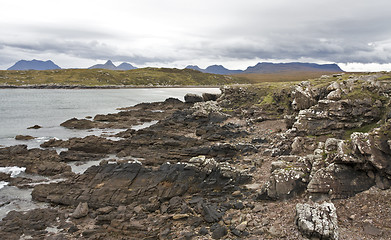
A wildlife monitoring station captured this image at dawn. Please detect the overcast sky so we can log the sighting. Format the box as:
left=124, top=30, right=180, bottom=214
left=1, top=0, right=391, bottom=71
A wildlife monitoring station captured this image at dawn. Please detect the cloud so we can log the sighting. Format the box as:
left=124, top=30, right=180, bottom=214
left=1, top=0, right=391, bottom=69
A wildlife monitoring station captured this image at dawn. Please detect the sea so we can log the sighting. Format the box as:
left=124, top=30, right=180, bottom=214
left=0, top=87, right=221, bottom=148
left=0, top=87, right=221, bottom=219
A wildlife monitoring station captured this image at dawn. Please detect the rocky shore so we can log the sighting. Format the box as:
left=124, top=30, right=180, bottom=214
left=0, top=73, right=390, bottom=239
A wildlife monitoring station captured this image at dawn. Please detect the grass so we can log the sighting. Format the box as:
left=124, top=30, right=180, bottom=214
left=343, top=122, right=380, bottom=139
left=235, top=71, right=342, bottom=84
left=0, top=68, right=248, bottom=87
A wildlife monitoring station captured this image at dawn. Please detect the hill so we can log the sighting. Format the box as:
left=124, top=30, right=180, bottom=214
left=244, top=62, right=343, bottom=74
left=8, top=59, right=61, bottom=70
left=186, top=62, right=343, bottom=75
left=185, top=65, right=242, bottom=75
left=88, top=60, right=137, bottom=70
left=0, top=68, right=247, bottom=87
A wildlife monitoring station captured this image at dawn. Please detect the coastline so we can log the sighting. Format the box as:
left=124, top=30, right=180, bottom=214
left=0, top=84, right=228, bottom=89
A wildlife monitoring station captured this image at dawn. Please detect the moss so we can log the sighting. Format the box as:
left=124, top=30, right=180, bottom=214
left=343, top=122, right=380, bottom=139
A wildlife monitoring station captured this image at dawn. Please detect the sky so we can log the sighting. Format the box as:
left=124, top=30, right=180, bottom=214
left=1, top=0, right=391, bottom=71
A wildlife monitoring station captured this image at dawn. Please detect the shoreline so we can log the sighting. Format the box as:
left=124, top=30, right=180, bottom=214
left=0, top=84, right=228, bottom=89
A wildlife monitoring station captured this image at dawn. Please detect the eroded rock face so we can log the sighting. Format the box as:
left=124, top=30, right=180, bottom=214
left=307, top=163, right=375, bottom=198
left=32, top=157, right=251, bottom=208
left=293, top=98, right=382, bottom=136
left=295, top=202, right=339, bottom=240
left=0, top=145, right=70, bottom=176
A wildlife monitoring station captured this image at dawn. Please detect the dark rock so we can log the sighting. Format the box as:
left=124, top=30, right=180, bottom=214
left=211, top=224, right=228, bottom=239
left=15, top=135, right=35, bottom=140
left=202, top=93, right=220, bottom=102
left=295, top=202, right=339, bottom=240
left=60, top=118, right=97, bottom=129
left=199, top=226, right=208, bottom=235
left=184, top=93, right=203, bottom=103
left=201, top=203, right=223, bottom=223
left=32, top=160, right=250, bottom=209
left=27, top=125, right=42, bottom=129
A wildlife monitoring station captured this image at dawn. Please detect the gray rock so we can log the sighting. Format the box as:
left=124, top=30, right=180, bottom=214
left=295, top=202, right=339, bottom=240
left=72, top=202, right=89, bottom=219
left=184, top=93, right=203, bottom=103
left=307, top=163, right=375, bottom=198
left=211, top=223, right=228, bottom=239
left=202, top=93, right=220, bottom=101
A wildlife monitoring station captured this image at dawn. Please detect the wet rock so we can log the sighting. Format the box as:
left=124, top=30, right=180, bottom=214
left=60, top=117, right=98, bottom=129
left=185, top=93, right=203, bottom=103
left=72, top=202, right=89, bottom=219
left=33, top=160, right=250, bottom=209
left=15, top=135, right=35, bottom=140
left=295, top=202, right=339, bottom=240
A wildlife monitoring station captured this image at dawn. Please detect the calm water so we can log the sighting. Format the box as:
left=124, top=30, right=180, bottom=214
left=0, top=88, right=220, bottom=148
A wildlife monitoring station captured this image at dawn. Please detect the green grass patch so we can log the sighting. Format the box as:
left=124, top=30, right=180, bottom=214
left=344, top=122, right=380, bottom=139
left=0, top=68, right=249, bottom=87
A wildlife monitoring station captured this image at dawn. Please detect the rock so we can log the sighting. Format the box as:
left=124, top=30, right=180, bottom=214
left=291, top=83, right=317, bottom=111
left=211, top=223, right=228, bottom=239
left=33, top=161, right=250, bottom=209
left=201, top=203, right=223, bottom=223
left=293, top=98, right=382, bottom=136
left=363, top=222, right=382, bottom=236
left=202, top=93, right=220, bottom=101
left=295, top=202, right=339, bottom=240
left=236, top=221, right=248, bottom=231
left=60, top=118, right=98, bottom=129
left=257, top=167, right=308, bottom=200
left=184, top=93, right=203, bottom=103
left=27, top=125, right=42, bottom=129
left=72, top=202, right=89, bottom=219
left=307, top=163, right=375, bottom=198
left=199, top=226, right=208, bottom=235
left=15, top=135, right=35, bottom=140
left=172, top=213, right=189, bottom=220
left=327, top=89, right=342, bottom=100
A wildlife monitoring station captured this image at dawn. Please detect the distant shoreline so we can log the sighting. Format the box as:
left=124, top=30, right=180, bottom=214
left=0, top=84, right=227, bottom=89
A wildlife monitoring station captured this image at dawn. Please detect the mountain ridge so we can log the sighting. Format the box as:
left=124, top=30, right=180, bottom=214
left=7, top=59, right=61, bottom=70
left=186, top=62, right=343, bottom=75
left=88, top=60, right=137, bottom=70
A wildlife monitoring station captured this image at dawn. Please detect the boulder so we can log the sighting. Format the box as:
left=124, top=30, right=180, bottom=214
left=202, top=93, right=220, bottom=102
left=295, top=202, right=339, bottom=240
left=15, top=135, right=35, bottom=140
left=72, top=202, right=89, bottom=219
left=184, top=93, right=203, bottom=103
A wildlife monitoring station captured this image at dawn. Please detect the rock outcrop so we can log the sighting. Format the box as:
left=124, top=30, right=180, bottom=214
left=295, top=202, right=339, bottom=240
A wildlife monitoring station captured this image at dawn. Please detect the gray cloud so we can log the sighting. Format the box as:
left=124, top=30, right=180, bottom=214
left=1, top=0, right=391, bottom=69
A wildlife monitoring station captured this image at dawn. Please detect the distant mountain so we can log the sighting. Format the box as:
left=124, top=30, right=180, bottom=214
left=88, top=60, right=137, bottom=70
left=117, top=62, right=137, bottom=70
left=8, top=59, right=61, bottom=70
left=186, top=65, right=204, bottom=72
left=88, top=60, right=117, bottom=70
left=185, top=65, right=242, bottom=75
left=244, top=62, right=343, bottom=74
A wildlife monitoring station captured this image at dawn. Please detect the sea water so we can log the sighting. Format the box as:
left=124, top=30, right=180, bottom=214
left=0, top=88, right=220, bottom=148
